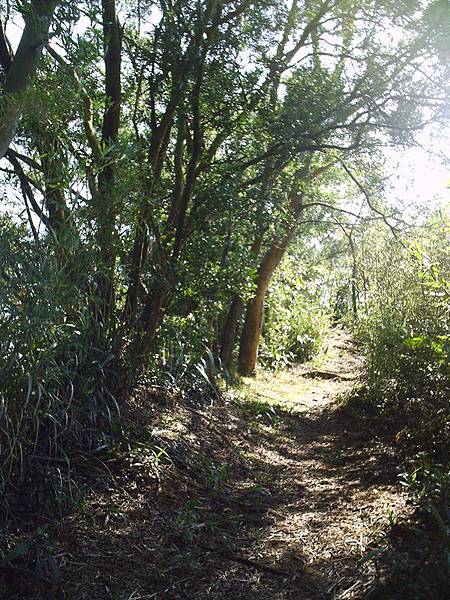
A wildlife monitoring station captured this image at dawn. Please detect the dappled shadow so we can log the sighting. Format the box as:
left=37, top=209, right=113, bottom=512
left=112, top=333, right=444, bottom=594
left=2, top=333, right=444, bottom=599
left=1, top=402, right=390, bottom=597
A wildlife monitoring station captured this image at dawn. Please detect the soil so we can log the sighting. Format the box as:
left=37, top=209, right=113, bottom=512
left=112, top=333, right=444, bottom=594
left=0, top=328, right=446, bottom=599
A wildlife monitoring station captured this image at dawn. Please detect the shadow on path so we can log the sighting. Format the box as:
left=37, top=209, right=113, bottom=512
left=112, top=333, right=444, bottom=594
left=1, top=329, right=445, bottom=599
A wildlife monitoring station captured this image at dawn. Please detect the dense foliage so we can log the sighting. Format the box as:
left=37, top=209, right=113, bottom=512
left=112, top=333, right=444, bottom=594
left=355, top=214, right=449, bottom=459
left=342, top=212, right=450, bottom=569
left=0, top=0, right=449, bottom=546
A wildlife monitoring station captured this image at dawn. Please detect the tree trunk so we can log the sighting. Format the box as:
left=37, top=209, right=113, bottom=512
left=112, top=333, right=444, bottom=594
left=133, top=285, right=166, bottom=371
left=238, top=294, right=264, bottom=377
left=38, top=135, right=82, bottom=285
left=0, top=1, right=58, bottom=157
left=349, top=238, right=358, bottom=321
left=219, top=232, right=266, bottom=370
left=220, top=295, right=244, bottom=369
left=237, top=160, right=318, bottom=375
left=94, top=0, right=122, bottom=328
left=238, top=236, right=290, bottom=376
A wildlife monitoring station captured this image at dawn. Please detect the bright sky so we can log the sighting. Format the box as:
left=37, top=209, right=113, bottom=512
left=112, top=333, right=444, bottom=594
left=385, top=134, right=450, bottom=217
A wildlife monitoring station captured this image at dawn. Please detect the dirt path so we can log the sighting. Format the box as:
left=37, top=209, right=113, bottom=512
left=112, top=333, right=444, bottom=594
left=235, top=327, right=406, bottom=599
left=4, top=328, right=420, bottom=599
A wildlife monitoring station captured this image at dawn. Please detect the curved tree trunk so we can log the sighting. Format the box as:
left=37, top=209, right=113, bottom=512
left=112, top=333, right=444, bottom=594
left=237, top=163, right=313, bottom=376
left=238, top=236, right=290, bottom=376
left=220, top=233, right=265, bottom=370
left=0, top=1, right=58, bottom=157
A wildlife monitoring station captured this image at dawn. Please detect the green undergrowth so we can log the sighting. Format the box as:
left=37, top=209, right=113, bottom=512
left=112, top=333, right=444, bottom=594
left=340, top=329, right=450, bottom=588
left=232, top=391, right=284, bottom=429
left=340, top=219, right=450, bottom=590
left=259, top=253, right=331, bottom=371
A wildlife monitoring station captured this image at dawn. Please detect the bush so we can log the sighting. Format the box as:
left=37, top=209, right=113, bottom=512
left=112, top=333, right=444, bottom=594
left=352, top=215, right=450, bottom=568
left=356, top=218, right=450, bottom=460
left=400, top=454, right=450, bottom=574
left=0, top=218, right=119, bottom=502
left=260, top=253, right=330, bottom=369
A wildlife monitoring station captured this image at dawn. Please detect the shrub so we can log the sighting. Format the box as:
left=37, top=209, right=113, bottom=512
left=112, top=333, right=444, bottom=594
left=0, top=218, right=119, bottom=502
left=356, top=217, right=450, bottom=460
left=260, top=253, right=330, bottom=369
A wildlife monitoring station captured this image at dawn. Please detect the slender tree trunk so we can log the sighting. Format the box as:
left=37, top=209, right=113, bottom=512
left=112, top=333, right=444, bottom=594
left=348, top=237, right=358, bottom=321
left=126, top=54, right=205, bottom=368
left=0, top=1, right=58, bottom=157
left=124, top=1, right=223, bottom=324
left=123, top=135, right=169, bottom=323
left=94, top=0, right=122, bottom=328
left=238, top=236, right=290, bottom=376
left=237, top=164, right=312, bottom=376
left=351, top=258, right=358, bottom=320
left=219, top=231, right=266, bottom=369
left=37, top=135, right=82, bottom=285
left=36, top=136, right=67, bottom=230
left=220, top=296, right=244, bottom=369
left=232, top=0, right=302, bottom=375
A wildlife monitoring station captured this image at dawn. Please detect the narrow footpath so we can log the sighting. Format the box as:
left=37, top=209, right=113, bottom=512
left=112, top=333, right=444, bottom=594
left=8, top=329, right=428, bottom=600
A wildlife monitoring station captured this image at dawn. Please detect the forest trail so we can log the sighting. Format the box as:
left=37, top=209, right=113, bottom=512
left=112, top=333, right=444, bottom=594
left=246, top=326, right=363, bottom=412
left=235, top=327, right=408, bottom=599
left=7, top=329, right=418, bottom=600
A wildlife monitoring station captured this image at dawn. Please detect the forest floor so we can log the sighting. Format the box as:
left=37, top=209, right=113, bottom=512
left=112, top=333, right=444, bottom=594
left=1, top=328, right=446, bottom=599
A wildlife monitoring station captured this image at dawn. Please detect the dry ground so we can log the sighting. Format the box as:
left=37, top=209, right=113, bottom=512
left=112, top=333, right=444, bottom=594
left=0, top=328, right=445, bottom=599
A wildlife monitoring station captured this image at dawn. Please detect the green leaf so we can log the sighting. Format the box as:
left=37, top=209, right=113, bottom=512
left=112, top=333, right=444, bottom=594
left=0, top=541, right=33, bottom=566
left=404, top=336, right=426, bottom=349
